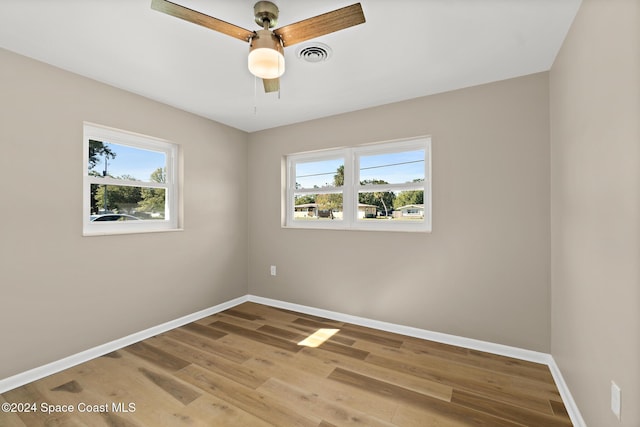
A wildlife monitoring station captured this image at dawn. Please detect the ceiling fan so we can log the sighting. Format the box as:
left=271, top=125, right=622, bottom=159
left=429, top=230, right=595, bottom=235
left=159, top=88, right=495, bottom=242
left=151, top=0, right=365, bottom=93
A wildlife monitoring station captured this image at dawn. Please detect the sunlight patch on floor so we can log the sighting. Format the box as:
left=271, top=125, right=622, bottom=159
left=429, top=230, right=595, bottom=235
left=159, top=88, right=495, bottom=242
left=297, top=328, right=340, bottom=348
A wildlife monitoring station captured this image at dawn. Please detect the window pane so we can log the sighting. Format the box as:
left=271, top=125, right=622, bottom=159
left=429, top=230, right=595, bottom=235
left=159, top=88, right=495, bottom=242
left=294, top=193, right=343, bottom=221
left=358, top=190, right=424, bottom=221
left=88, top=140, right=166, bottom=183
left=359, top=149, right=424, bottom=185
left=90, top=184, right=166, bottom=220
left=295, top=158, right=344, bottom=189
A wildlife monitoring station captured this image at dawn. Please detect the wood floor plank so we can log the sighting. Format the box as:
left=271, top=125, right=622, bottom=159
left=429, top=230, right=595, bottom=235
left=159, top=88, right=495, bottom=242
left=237, top=302, right=302, bottom=323
left=356, top=342, right=559, bottom=414
left=208, top=320, right=303, bottom=353
left=392, top=403, right=493, bottom=427
left=176, top=364, right=321, bottom=427
left=180, top=322, right=227, bottom=340
left=262, top=316, right=358, bottom=346
left=12, top=361, right=114, bottom=427
left=329, top=367, right=445, bottom=408
left=38, top=349, right=200, bottom=426
left=257, top=377, right=396, bottom=427
left=257, top=323, right=306, bottom=341
left=167, top=394, right=275, bottom=427
left=214, top=312, right=267, bottom=330
left=402, top=337, right=555, bottom=384
left=2, top=381, right=105, bottom=427
left=338, top=324, right=404, bottom=348
left=138, top=367, right=201, bottom=405
left=451, top=389, right=572, bottom=427
left=242, top=348, right=400, bottom=422
left=466, top=349, right=555, bottom=377
left=223, top=307, right=265, bottom=321
left=550, top=399, right=571, bottom=418
left=327, top=367, right=523, bottom=427
left=50, top=379, right=83, bottom=393
left=0, top=398, right=29, bottom=427
left=400, top=336, right=470, bottom=359
left=220, top=333, right=337, bottom=378
left=160, top=327, right=252, bottom=364
left=365, top=352, right=559, bottom=416
left=100, top=412, right=144, bottom=427
left=293, top=316, right=344, bottom=330
left=122, top=342, right=190, bottom=372
left=298, top=346, right=453, bottom=402
left=275, top=308, right=344, bottom=327
left=148, top=335, right=269, bottom=389
left=311, top=340, right=370, bottom=360
left=57, top=351, right=199, bottom=426
left=365, top=344, right=562, bottom=400
left=0, top=386, right=46, bottom=427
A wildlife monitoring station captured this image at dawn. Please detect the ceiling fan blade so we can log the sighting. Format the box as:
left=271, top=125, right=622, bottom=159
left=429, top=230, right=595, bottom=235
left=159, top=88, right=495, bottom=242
left=151, top=0, right=254, bottom=42
left=263, top=78, right=280, bottom=93
left=274, top=3, right=365, bottom=47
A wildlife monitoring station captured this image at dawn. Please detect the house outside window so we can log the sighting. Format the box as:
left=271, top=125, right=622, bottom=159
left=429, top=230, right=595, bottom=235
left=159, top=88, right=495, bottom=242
left=285, top=137, right=431, bottom=232
left=83, top=123, right=180, bottom=236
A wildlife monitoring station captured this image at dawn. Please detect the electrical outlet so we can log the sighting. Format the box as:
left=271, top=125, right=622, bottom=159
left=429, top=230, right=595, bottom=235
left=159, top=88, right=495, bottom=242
left=270, top=265, right=277, bottom=276
left=611, top=381, right=621, bottom=420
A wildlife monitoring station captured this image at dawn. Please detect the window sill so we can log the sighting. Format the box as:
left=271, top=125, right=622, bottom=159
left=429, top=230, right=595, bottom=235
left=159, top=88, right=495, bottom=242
left=82, top=228, right=184, bottom=237
left=283, top=223, right=431, bottom=233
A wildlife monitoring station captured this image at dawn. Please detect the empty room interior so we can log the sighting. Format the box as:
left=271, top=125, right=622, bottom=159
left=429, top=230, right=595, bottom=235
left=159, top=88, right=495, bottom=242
left=0, top=0, right=638, bottom=426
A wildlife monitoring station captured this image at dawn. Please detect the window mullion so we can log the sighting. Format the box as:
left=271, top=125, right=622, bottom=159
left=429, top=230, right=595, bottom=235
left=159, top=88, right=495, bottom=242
left=294, top=187, right=341, bottom=195
left=342, top=148, right=354, bottom=227
left=286, top=159, right=294, bottom=224
left=357, top=182, right=424, bottom=193
left=87, top=176, right=168, bottom=190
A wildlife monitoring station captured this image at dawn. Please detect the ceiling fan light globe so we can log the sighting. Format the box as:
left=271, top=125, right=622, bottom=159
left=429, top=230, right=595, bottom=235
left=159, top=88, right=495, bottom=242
left=248, top=48, right=285, bottom=79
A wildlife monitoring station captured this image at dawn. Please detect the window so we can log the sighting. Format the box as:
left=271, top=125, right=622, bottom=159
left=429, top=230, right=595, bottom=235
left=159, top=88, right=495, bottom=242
left=285, top=137, right=431, bottom=232
left=83, top=123, right=180, bottom=235
left=291, top=153, right=345, bottom=222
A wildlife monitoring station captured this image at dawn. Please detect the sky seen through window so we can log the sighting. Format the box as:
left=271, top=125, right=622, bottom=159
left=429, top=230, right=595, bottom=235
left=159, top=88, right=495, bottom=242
left=295, top=150, right=424, bottom=189
left=89, top=142, right=166, bottom=182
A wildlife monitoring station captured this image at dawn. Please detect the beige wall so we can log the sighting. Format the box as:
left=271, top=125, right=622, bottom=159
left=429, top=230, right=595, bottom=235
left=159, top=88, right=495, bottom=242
left=550, top=0, right=640, bottom=425
left=248, top=73, right=551, bottom=352
left=0, top=48, right=249, bottom=379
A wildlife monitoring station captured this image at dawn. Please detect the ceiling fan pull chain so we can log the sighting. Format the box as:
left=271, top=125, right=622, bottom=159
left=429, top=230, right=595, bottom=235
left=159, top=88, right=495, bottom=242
left=254, top=75, right=258, bottom=114
left=278, top=37, right=282, bottom=99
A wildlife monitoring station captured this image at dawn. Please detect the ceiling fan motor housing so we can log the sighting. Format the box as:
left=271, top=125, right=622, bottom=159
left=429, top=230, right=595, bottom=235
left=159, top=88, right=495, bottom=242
left=248, top=29, right=285, bottom=79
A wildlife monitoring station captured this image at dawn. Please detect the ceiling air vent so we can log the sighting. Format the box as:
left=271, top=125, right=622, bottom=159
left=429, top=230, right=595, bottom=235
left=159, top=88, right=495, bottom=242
left=296, top=42, right=332, bottom=63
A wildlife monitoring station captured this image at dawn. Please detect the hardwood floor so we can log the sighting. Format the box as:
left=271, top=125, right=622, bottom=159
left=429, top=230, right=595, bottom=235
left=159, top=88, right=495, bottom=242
left=0, top=303, right=572, bottom=426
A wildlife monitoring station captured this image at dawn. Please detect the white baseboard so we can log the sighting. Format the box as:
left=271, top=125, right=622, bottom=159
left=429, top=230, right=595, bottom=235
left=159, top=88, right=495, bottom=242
left=247, top=295, right=551, bottom=364
left=0, top=295, right=248, bottom=394
left=547, top=356, right=587, bottom=427
left=0, top=293, right=585, bottom=426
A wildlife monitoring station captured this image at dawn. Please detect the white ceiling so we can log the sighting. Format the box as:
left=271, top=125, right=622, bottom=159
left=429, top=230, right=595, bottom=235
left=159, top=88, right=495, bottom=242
left=0, top=0, right=581, bottom=132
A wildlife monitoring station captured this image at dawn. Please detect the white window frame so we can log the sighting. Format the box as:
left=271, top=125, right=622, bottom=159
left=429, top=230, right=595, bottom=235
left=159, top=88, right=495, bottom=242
left=286, top=149, right=348, bottom=229
left=285, top=137, right=431, bottom=232
left=83, top=122, right=180, bottom=236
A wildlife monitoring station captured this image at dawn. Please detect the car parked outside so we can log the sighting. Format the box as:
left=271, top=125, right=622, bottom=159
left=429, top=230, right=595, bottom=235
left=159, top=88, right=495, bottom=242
left=90, top=214, right=141, bottom=222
